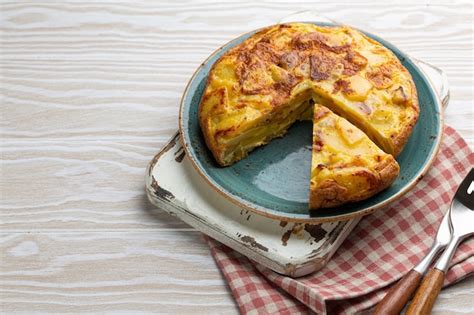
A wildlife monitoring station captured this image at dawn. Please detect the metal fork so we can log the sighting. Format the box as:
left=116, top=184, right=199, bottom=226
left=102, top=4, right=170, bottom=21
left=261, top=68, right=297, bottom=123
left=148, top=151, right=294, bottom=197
left=406, top=168, right=474, bottom=314
left=374, top=168, right=474, bottom=315
left=373, top=204, right=452, bottom=315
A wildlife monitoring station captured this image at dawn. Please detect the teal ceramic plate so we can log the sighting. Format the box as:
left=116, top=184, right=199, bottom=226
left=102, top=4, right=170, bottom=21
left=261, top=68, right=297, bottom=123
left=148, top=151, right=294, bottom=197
left=179, top=23, right=443, bottom=222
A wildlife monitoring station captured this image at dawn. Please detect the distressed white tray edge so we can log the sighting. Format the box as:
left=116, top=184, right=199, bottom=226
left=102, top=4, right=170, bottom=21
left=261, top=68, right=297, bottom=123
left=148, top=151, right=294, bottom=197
left=146, top=134, right=361, bottom=277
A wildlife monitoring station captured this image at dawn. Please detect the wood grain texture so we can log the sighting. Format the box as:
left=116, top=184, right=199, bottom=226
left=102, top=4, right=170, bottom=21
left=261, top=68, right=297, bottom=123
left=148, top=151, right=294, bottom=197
left=1, top=140, right=190, bottom=231
left=1, top=1, right=473, bottom=313
left=407, top=268, right=446, bottom=315
left=1, top=231, right=235, bottom=313
left=373, top=269, right=423, bottom=315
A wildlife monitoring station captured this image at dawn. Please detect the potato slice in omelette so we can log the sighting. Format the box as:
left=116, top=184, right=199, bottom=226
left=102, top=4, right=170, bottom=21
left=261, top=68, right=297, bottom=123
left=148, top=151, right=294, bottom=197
left=310, top=104, right=400, bottom=209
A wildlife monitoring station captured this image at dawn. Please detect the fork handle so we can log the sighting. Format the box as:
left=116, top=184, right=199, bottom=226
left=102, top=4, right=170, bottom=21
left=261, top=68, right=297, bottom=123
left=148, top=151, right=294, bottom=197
left=373, top=269, right=422, bottom=315
left=406, top=268, right=445, bottom=315
left=406, top=235, right=463, bottom=314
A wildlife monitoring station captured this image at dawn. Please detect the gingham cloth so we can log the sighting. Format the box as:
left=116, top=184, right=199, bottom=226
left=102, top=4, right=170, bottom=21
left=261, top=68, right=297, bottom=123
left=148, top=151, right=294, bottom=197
left=206, top=126, right=474, bottom=314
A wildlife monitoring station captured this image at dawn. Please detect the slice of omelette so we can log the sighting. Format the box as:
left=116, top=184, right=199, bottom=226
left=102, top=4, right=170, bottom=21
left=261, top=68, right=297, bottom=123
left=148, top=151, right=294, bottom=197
left=310, top=104, right=400, bottom=209
left=199, top=23, right=418, bottom=166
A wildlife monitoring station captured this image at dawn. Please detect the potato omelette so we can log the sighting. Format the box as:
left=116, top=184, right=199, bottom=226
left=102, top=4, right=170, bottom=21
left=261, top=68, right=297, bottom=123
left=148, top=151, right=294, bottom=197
left=198, top=23, right=418, bottom=210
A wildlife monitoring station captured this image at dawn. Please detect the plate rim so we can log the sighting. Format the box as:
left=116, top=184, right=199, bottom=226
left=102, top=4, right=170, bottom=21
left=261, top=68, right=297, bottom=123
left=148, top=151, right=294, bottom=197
left=178, top=22, right=445, bottom=223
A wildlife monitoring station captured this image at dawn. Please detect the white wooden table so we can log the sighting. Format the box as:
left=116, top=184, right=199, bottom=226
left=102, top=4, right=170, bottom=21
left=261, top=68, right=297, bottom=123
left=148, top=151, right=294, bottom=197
left=1, top=1, right=473, bottom=313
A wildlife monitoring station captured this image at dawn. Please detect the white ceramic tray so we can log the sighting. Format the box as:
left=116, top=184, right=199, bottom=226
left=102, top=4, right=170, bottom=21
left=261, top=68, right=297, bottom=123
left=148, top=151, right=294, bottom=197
left=145, top=59, right=448, bottom=277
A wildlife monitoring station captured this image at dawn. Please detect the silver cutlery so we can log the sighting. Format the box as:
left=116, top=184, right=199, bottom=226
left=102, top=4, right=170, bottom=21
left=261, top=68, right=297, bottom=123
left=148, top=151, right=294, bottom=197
left=374, top=168, right=473, bottom=315
left=406, top=168, right=474, bottom=314
left=373, top=208, right=452, bottom=315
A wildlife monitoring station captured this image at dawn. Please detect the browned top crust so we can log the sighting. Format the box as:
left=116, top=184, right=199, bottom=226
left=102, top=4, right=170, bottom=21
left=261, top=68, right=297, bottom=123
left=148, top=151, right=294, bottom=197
left=199, top=23, right=419, bottom=166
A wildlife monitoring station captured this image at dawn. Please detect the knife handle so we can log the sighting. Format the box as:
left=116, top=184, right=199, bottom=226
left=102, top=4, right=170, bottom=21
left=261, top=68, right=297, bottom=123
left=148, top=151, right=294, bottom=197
left=406, top=268, right=445, bottom=315
left=373, top=269, right=422, bottom=315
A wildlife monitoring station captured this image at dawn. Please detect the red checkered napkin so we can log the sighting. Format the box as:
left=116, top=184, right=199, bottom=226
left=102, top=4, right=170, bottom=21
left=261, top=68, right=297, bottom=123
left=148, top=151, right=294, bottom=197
left=206, top=126, right=474, bottom=314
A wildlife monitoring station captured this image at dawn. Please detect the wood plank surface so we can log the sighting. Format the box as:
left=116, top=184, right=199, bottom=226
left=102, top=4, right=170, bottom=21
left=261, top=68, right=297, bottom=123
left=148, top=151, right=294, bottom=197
left=1, top=231, right=235, bottom=313
left=1, top=140, right=189, bottom=231
left=1, top=1, right=472, bottom=143
left=1, top=1, right=472, bottom=314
